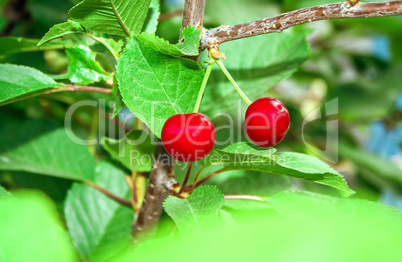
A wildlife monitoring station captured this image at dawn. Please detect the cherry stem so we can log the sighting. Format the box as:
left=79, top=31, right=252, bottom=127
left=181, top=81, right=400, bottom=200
left=132, top=170, right=138, bottom=206
left=179, top=162, right=193, bottom=194
left=194, top=168, right=233, bottom=187
left=191, top=165, right=207, bottom=190
left=215, top=59, right=252, bottom=106
left=193, top=57, right=215, bottom=113
left=224, top=195, right=265, bottom=201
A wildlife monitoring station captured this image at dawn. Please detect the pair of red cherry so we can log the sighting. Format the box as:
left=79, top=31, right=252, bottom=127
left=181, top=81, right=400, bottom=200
left=161, top=97, right=290, bottom=162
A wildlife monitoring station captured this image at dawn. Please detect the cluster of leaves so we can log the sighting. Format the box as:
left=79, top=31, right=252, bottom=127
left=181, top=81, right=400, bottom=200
left=0, top=0, right=401, bottom=261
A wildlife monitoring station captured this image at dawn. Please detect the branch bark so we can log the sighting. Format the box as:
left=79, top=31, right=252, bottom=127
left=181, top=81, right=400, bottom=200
left=48, top=85, right=112, bottom=94
left=159, top=9, right=183, bottom=21
left=201, top=1, right=402, bottom=49
left=180, top=0, right=206, bottom=38
left=131, top=143, right=176, bottom=242
left=0, top=85, right=112, bottom=106
left=131, top=0, right=206, bottom=243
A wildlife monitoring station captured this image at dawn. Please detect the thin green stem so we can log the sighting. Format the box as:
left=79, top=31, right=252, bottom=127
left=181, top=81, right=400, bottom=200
left=215, top=59, right=252, bottom=106
left=191, top=165, right=207, bottom=190
left=193, top=57, right=215, bottom=113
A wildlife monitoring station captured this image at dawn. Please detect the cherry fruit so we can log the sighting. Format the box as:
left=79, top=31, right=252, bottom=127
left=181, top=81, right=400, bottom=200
left=244, top=97, right=290, bottom=147
left=161, top=113, right=216, bottom=162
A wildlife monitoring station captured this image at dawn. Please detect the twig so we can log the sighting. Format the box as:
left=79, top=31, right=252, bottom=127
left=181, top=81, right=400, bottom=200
left=170, top=190, right=186, bottom=199
left=131, top=144, right=177, bottom=242
left=191, top=165, right=207, bottom=190
left=0, top=84, right=112, bottom=106
left=224, top=195, right=265, bottom=201
left=194, top=168, right=232, bottom=187
left=159, top=9, right=183, bottom=21
left=201, top=1, right=402, bottom=49
left=131, top=0, right=206, bottom=244
left=180, top=0, right=206, bottom=38
left=48, top=85, right=112, bottom=94
left=85, top=181, right=132, bottom=207
left=179, top=162, right=193, bottom=193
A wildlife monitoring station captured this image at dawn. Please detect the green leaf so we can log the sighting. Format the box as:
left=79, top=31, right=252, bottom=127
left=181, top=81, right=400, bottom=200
left=0, top=119, right=95, bottom=181
left=207, top=170, right=292, bottom=197
left=38, top=21, right=82, bottom=46
left=142, top=0, right=160, bottom=33
left=69, top=0, right=151, bottom=36
left=135, top=33, right=185, bottom=56
left=275, top=152, right=354, bottom=197
left=135, top=31, right=201, bottom=57
left=102, top=130, right=156, bottom=172
left=103, top=38, right=125, bottom=54
left=0, top=186, right=11, bottom=197
left=0, top=191, right=77, bottom=261
left=200, top=30, right=311, bottom=116
left=223, top=198, right=272, bottom=212
left=118, top=191, right=402, bottom=262
left=65, top=162, right=133, bottom=260
left=205, top=142, right=276, bottom=165
left=266, top=191, right=402, bottom=222
left=163, top=185, right=225, bottom=233
left=66, top=45, right=110, bottom=84
left=0, top=37, right=70, bottom=56
left=205, top=142, right=354, bottom=198
left=111, top=75, right=124, bottom=117
left=339, top=143, right=402, bottom=184
left=116, top=37, right=204, bottom=137
left=0, top=64, right=61, bottom=105
left=28, top=0, right=72, bottom=29
left=175, top=26, right=202, bottom=56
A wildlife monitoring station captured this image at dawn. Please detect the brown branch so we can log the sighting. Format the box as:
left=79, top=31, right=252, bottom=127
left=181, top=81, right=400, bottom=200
left=180, top=0, right=206, bottom=39
left=131, top=0, right=206, bottom=244
left=179, top=162, right=193, bottom=193
left=159, top=9, right=183, bottom=21
left=194, top=168, right=232, bottom=188
left=47, top=85, right=112, bottom=95
left=85, top=181, right=132, bottom=207
left=201, top=1, right=402, bottom=49
left=131, top=143, right=177, bottom=243
left=0, top=84, right=112, bottom=106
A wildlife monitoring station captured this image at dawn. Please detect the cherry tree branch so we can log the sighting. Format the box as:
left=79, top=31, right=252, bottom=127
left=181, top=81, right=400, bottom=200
left=201, top=1, right=402, bottom=49
left=159, top=9, right=183, bottom=21
left=0, top=84, right=112, bottom=106
left=46, top=85, right=112, bottom=94
left=181, top=0, right=206, bottom=39
left=131, top=144, right=177, bottom=243
left=131, top=0, right=206, bottom=243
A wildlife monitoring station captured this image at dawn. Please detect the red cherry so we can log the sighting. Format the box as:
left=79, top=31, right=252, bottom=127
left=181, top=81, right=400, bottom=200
left=161, top=113, right=216, bottom=162
left=244, top=97, right=290, bottom=147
